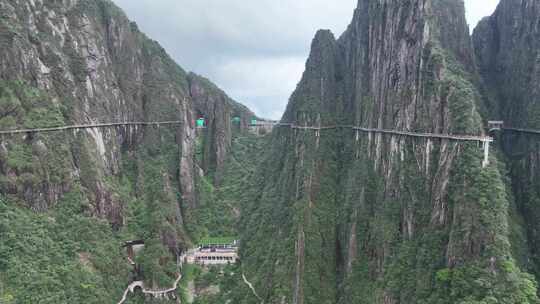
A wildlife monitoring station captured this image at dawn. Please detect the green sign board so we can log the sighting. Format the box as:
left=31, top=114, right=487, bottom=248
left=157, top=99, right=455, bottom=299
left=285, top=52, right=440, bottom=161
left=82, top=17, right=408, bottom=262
left=251, top=119, right=257, bottom=125
left=196, top=118, right=205, bottom=127
left=233, top=117, right=241, bottom=123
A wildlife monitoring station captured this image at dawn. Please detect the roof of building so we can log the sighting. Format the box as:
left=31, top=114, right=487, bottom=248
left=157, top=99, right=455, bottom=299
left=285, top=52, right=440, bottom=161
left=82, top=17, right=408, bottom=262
left=198, top=237, right=237, bottom=246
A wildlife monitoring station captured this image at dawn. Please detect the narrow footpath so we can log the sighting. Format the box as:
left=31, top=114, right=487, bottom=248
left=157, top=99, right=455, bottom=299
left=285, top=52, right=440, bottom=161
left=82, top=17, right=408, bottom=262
left=242, top=273, right=263, bottom=304
left=117, top=273, right=182, bottom=304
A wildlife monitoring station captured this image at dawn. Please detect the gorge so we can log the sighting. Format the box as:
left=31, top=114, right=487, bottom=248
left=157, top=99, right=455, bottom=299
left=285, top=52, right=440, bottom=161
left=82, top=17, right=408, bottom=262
left=1, top=0, right=540, bottom=304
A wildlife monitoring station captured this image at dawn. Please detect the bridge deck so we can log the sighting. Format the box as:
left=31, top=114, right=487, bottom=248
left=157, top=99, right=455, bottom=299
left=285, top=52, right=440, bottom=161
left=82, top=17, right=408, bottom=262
left=7, top=120, right=537, bottom=169
left=0, top=121, right=497, bottom=143
left=0, top=121, right=185, bottom=135
left=503, top=127, right=540, bottom=135
left=276, top=123, right=493, bottom=143
left=1, top=120, right=536, bottom=141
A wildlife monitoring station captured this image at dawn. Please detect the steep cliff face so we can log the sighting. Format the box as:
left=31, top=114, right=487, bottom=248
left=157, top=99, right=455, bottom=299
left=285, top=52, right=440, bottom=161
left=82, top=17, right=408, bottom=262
left=0, top=0, right=254, bottom=301
left=188, top=73, right=255, bottom=184
left=0, top=0, right=252, bottom=224
left=238, top=1, right=539, bottom=303
left=473, top=0, right=540, bottom=277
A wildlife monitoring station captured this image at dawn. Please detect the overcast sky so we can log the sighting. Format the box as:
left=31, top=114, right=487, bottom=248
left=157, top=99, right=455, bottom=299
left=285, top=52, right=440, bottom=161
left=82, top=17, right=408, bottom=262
left=111, top=0, right=500, bottom=119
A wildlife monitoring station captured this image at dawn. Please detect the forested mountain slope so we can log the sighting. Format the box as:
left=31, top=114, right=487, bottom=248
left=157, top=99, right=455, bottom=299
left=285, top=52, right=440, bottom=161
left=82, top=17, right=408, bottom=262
left=234, top=0, right=540, bottom=303
left=2, top=0, right=540, bottom=303
left=474, top=0, right=540, bottom=281
left=0, top=0, right=256, bottom=302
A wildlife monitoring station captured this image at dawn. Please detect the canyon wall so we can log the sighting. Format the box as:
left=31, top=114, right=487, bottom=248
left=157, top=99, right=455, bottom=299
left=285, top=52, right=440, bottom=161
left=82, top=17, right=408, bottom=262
left=474, top=0, right=540, bottom=278
left=238, top=1, right=539, bottom=303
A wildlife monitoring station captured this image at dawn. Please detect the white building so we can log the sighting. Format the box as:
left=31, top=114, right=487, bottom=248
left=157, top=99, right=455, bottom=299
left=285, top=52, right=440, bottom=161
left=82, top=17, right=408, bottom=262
left=184, top=239, right=239, bottom=265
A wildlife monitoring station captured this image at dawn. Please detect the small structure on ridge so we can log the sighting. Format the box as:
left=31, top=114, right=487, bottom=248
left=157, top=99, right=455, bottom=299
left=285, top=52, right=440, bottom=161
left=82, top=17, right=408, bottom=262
left=488, top=121, right=504, bottom=132
left=123, top=240, right=145, bottom=265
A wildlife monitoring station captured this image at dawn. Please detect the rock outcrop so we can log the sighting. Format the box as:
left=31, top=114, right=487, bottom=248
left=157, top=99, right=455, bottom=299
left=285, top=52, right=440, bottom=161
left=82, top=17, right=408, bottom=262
left=473, top=0, right=540, bottom=278
left=0, top=0, right=252, bottom=243
left=238, top=1, right=539, bottom=303
left=188, top=73, right=255, bottom=184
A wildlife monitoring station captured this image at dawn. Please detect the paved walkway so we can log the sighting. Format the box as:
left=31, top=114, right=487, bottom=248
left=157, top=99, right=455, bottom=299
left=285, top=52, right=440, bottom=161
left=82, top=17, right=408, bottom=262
left=242, top=273, right=263, bottom=304
left=117, top=273, right=182, bottom=304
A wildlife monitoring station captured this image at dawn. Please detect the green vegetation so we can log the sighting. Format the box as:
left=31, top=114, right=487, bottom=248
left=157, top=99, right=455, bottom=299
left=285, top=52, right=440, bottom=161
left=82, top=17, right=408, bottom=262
left=220, top=9, right=540, bottom=304
left=0, top=85, right=185, bottom=302
left=188, top=134, right=265, bottom=243
left=0, top=81, right=71, bottom=209
left=0, top=192, right=129, bottom=303
left=4, top=0, right=540, bottom=303
left=0, top=0, right=260, bottom=303
left=178, top=264, right=258, bottom=304
left=178, top=263, right=199, bottom=302
left=0, top=80, right=65, bottom=129
left=199, top=237, right=236, bottom=246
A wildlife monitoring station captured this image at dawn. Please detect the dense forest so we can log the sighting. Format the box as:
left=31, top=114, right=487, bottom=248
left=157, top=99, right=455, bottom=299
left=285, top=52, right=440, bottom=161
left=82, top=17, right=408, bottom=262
left=1, top=0, right=540, bottom=303
left=0, top=0, right=257, bottom=302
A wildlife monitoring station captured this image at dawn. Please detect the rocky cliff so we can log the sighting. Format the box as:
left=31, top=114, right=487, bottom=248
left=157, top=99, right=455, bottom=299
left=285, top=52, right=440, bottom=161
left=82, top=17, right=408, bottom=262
left=474, top=0, right=540, bottom=279
left=0, top=0, right=253, bottom=226
left=2, top=0, right=540, bottom=303
left=188, top=73, right=255, bottom=184
left=236, top=1, right=539, bottom=303
left=0, top=0, right=254, bottom=300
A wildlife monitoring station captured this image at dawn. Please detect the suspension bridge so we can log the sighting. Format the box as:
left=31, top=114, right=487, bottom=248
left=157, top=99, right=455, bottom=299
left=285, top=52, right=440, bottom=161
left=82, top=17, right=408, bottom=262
left=0, top=119, right=537, bottom=168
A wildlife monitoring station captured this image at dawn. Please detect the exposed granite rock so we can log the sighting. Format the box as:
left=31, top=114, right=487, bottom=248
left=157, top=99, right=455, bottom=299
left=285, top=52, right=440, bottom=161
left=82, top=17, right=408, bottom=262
left=188, top=73, right=255, bottom=185
left=0, top=0, right=253, bottom=238
left=239, top=1, right=537, bottom=303
left=473, top=0, right=540, bottom=276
